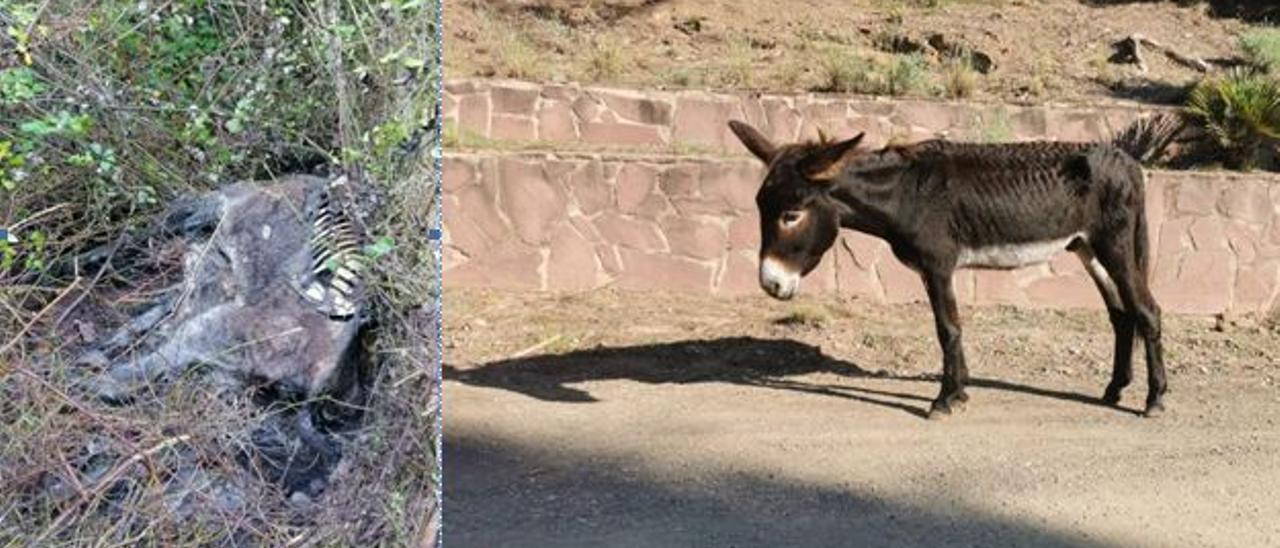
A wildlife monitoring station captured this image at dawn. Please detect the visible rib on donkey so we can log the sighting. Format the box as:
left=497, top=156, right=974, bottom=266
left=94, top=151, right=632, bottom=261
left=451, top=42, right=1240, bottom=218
left=729, top=114, right=1183, bottom=419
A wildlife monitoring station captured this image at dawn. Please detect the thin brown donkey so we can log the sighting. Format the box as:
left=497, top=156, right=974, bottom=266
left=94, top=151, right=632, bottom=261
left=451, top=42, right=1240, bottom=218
left=729, top=116, right=1183, bottom=419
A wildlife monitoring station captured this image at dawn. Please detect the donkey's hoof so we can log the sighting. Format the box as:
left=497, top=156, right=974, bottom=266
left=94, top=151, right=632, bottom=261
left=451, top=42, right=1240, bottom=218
left=1143, top=401, right=1166, bottom=418
left=927, top=398, right=966, bottom=420
left=1101, top=391, right=1122, bottom=406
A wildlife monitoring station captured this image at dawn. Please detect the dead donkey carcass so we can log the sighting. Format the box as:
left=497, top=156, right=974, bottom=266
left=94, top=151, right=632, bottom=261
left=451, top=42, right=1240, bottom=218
left=75, top=174, right=374, bottom=495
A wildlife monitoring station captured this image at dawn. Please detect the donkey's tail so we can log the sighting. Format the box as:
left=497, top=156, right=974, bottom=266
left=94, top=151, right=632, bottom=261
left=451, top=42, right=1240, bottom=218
left=1110, top=112, right=1185, bottom=166
left=1133, top=169, right=1152, bottom=280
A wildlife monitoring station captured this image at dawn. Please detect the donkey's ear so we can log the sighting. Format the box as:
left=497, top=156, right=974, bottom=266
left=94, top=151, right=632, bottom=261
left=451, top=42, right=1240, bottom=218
left=801, top=132, right=866, bottom=182
left=728, top=120, right=777, bottom=164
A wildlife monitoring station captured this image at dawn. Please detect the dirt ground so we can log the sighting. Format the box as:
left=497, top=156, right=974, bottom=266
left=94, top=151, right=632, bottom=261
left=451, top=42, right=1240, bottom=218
left=443, top=288, right=1280, bottom=547
left=447, top=0, right=1250, bottom=104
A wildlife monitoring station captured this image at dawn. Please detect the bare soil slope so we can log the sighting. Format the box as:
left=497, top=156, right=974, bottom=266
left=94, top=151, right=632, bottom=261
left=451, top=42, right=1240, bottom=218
left=444, top=288, right=1280, bottom=547
left=446, top=0, right=1250, bottom=104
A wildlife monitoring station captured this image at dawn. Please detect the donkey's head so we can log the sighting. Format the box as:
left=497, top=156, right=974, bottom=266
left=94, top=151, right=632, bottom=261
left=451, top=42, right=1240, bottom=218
left=728, top=120, right=865, bottom=300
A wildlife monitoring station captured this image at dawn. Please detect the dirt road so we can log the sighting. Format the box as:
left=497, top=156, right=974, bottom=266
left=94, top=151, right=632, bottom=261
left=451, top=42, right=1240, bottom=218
left=443, top=289, right=1280, bottom=547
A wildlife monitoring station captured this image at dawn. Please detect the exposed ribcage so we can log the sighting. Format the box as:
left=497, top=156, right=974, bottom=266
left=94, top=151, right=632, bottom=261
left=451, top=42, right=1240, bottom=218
left=297, top=177, right=365, bottom=319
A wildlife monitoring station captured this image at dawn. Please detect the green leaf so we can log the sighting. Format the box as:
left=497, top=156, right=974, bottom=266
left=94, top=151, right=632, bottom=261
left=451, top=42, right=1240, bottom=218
left=364, top=236, right=395, bottom=258
left=0, top=67, right=47, bottom=104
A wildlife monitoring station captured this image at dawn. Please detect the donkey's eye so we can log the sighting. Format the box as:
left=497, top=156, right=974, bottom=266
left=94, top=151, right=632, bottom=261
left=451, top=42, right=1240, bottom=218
left=779, top=210, right=805, bottom=227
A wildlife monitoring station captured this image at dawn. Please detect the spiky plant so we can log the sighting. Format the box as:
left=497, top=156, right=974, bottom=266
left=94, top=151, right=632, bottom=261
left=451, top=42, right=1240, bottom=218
left=1186, top=69, right=1280, bottom=170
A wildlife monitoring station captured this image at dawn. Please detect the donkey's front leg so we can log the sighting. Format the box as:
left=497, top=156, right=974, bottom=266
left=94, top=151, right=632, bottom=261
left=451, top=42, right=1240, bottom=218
left=923, top=270, right=970, bottom=419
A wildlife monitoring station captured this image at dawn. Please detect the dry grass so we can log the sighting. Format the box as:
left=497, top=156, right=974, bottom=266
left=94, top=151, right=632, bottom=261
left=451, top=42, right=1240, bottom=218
left=1, top=0, right=441, bottom=544
left=941, top=57, right=979, bottom=99
left=585, top=36, right=629, bottom=82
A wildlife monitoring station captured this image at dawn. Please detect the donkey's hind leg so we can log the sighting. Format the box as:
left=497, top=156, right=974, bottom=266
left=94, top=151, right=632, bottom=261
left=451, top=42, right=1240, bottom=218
left=1074, top=244, right=1135, bottom=406
left=1094, top=241, right=1167, bottom=418
left=922, top=270, right=970, bottom=419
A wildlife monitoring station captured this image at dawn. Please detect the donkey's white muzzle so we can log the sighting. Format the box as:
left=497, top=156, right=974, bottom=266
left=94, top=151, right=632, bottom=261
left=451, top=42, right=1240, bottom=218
left=760, top=256, right=800, bottom=300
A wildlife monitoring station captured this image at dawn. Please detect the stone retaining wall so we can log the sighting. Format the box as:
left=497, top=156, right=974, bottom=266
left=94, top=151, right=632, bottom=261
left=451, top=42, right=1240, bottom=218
left=444, top=151, right=1280, bottom=316
left=444, top=79, right=1176, bottom=154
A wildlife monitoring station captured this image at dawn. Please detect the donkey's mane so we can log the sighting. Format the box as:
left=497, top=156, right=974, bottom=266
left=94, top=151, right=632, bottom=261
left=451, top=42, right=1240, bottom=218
left=796, top=112, right=1183, bottom=175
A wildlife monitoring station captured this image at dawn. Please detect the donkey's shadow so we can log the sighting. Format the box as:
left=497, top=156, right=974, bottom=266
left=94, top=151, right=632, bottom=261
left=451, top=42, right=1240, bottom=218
left=445, top=337, right=1139, bottom=419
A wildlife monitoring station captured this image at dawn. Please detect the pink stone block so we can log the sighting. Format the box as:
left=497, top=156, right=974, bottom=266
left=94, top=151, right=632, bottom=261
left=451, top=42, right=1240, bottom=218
left=538, top=100, right=578, bottom=141
left=701, top=161, right=761, bottom=212
left=1044, top=109, right=1105, bottom=142
left=581, top=122, right=665, bottom=147
left=657, top=163, right=701, bottom=197
left=598, top=90, right=674, bottom=125
left=894, top=100, right=960, bottom=134
left=490, top=114, right=536, bottom=141
left=1145, top=177, right=1167, bottom=254
left=457, top=94, right=490, bottom=137
left=806, top=251, right=837, bottom=294
left=728, top=214, right=759, bottom=250
left=1049, top=252, right=1085, bottom=275
left=442, top=194, right=490, bottom=257
left=1153, top=250, right=1235, bottom=314
left=568, top=159, right=611, bottom=215
left=1174, top=178, right=1218, bottom=215
left=1234, top=260, right=1280, bottom=313
left=445, top=81, right=482, bottom=95
left=878, top=258, right=926, bottom=303
left=671, top=196, right=737, bottom=217
left=761, top=97, right=801, bottom=143
left=1226, top=221, right=1261, bottom=264
left=569, top=215, right=604, bottom=243
left=1006, top=107, right=1048, bottom=141
left=617, top=164, right=658, bottom=213
left=1218, top=181, right=1272, bottom=224
left=1155, top=216, right=1193, bottom=271
left=833, top=249, right=883, bottom=301
left=454, top=183, right=510, bottom=245
left=444, top=241, right=543, bottom=290
left=1025, top=274, right=1105, bottom=310
left=572, top=96, right=606, bottom=123
left=616, top=248, right=714, bottom=292
left=633, top=193, right=671, bottom=220
left=719, top=251, right=761, bottom=295
left=547, top=224, right=601, bottom=291
left=973, top=270, right=1028, bottom=306
left=498, top=158, right=567, bottom=245
left=739, top=96, right=767, bottom=130
left=443, top=156, right=476, bottom=192
left=662, top=217, right=728, bottom=260
left=596, top=244, right=623, bottom=275
left=594, top=212, right=666, bottom=252
left=674, top=95, right=735, bottom=150
left=1188, top=217, right=1228, bottom=250
left=542, top=84, right=578, bottom=101
left=442, top=93, right=458, bottom=120
left=491, top=84, right=539, bottom=114
left=798, top=100, right=848, bottom=142
left=843, top=233, right=888, bottom=270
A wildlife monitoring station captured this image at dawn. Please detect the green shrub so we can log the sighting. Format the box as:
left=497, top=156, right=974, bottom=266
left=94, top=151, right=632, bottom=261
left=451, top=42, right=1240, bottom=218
left=816, top=47, right=880, bottom=94
left=885, top=53, right=929, bottom=96
left=1186, top=69, right=1280, bottom=170
left=1240, top=29, right=1280, bottom=73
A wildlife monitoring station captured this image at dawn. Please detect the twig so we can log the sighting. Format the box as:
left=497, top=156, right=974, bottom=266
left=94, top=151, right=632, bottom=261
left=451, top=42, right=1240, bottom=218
left=36, top=434, right=192, bottom=543
left=0, top=278, right=80, bottom=360
left=53, top=234, right=126, bottom=329
left=9, top=202, right=69, bottom=232
left=508, top=334, right=564, bottom=360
